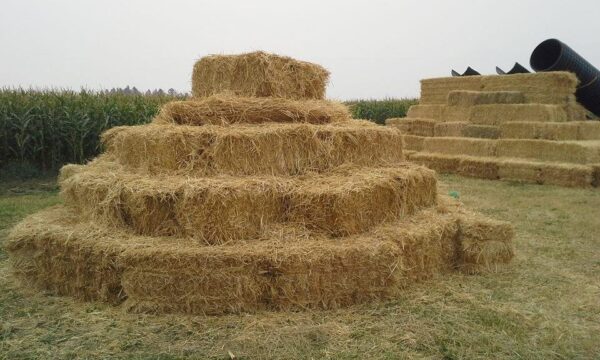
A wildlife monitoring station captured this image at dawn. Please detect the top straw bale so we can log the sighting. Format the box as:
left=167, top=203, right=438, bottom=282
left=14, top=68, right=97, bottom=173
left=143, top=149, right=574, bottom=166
left=192, top=51, right=330, bottom=100
left=420, top=72, right=578, bottom=105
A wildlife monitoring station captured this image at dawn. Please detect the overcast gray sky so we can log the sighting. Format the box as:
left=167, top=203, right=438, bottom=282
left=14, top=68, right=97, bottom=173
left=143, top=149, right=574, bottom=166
left=1, top=0, right=599, bottom=100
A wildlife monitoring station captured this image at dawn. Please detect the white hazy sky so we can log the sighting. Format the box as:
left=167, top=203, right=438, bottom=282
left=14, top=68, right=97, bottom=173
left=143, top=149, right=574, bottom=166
left=1, top=0, right=599, bottom=100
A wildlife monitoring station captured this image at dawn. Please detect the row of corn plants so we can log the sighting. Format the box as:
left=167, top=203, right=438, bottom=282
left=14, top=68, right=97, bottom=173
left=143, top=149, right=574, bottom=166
left=346, top=98, right=418, bottom=125
left=0, top=89, right=184, bottom=176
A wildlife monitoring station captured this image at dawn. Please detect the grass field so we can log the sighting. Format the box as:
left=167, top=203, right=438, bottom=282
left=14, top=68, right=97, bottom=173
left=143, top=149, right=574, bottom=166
left=0, top=176, right=599, bottom=359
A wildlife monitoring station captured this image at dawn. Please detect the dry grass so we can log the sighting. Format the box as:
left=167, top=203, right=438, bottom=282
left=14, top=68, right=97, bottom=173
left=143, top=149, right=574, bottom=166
left=1, top=176, right=599, bottom=358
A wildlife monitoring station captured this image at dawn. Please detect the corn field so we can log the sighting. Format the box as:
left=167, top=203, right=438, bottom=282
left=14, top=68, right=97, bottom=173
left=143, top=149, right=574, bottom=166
left=0, top=89, right=183, bottom=175
left=346, top=98, right=418, bottom=125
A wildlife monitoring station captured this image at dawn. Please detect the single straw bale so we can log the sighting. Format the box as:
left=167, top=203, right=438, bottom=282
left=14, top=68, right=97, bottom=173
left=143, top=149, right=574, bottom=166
left=462, top=125, right=501, bottom=139
left=386, top=118, right=436, bottom=137
left=434, top=122, right=468, bottom=137
left=153, top=95, right=350, bottom=125
left=442, top=106, right=471, bottom=122
left=497, top=139, right=600, bottom=164
left=103, top=122, right=404, bottom=177
left=447, top=90, right=525, bottom=107
left=498, top=159, right=542, bottom=184
left=59, top=161, right=286, bottom=243
left=402, top=135, right=425, bottom=151
left=191, top=51, right=329, bottom=100
left=468, top=104, right=568, bottom=125
left=538, top=163, right=594, bottom=187
left=407, top=152, right=461, bottom=174
left=406, top=105, right=445, bottom=120
left=577, top=122, right=600, bottom=140
left=287, top=165, right=438, bottom=236
left=500, top=122, right=579, bottom=140
left=419, top=76, right=483, bottom=104
left=566, top=101, right=589, bottom=120
left=423, top=137, right=497, bottom=157
left=457, top=156, right=500, bottom=180
left=455, top=211, right=514, bottom=273
left=5, top=208, right=126, bottom=304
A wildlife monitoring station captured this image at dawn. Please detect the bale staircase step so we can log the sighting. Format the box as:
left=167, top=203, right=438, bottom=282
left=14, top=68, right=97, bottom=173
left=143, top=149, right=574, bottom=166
left=60, top=161, right=438, bottom=242
left=103, top=122, right=404, bottom=176
left=406, top=152, right=600, bottom=187
left=5, top=204, right=513, bottom=314
left=402, top=136, right=600, bottom=164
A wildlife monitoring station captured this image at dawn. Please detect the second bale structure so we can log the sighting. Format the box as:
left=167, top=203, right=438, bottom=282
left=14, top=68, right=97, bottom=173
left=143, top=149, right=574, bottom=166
left=388, top=72, right=600, bottom=187
left=6, top=51, right=514, bottom=315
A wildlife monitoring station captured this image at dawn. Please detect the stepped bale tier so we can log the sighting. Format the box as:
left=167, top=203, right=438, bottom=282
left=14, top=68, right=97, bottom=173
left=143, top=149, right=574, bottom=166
left=389, top=72, right=600, bottom=188
left=6, top=51, right=514, bottom=314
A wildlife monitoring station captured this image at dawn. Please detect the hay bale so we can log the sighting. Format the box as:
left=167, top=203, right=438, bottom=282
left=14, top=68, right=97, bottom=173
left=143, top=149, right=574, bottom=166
left=500, top=122, right=579, bottom=140
left=456, top=211, right=514, bottom=273
left=60, top=161, right=285, bottom=242
left=288, top=165, right=437, bottom=236
left=420, top=72, right=577, bottom=105
left=468, top=104, right=568, bottom=125
left=7, top=203, right=508, bottom=314
left=423, top=137, right=497, bottom=157
left=497, top=139, right=600, bottom=164
left=442, top=106, right=472, bottom=122
left=434, top=122, right=468, bottom=137
left=420, top=76, right=483, bottom=104
left=577, top=122, right=600, bottom=140
left=498, top=159, right=542, bottom=184
left=566, top=101, right=589, bottom=121
left=386, top=118, right=436, bottom=137
left=103, top=122, right=404, bottom=176
left=457, top=157, right=500, bottom=179
left=462, top=125, right=501, bottom=139
left=402, top=135, right=426, bottom=151
left=407, top=152, right=461, bottom=174
left=192, top=51, right=329, bottom=100
left=447, top=91, right=525, bottom=107
left=538, top=163, right=594, bottom=187
left=406, top=105, right=445, bottom=120
left=5, top=207, right=126, bottom=304
left=500, top=160, right=594, bottom=187
left=153, top=94, right=350, bottom=125
left=60, top=161, right=438, bottom=242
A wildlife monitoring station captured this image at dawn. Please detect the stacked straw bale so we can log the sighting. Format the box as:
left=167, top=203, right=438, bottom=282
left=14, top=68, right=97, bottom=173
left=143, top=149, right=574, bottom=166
left=388, top=72, right=600, bottom=188
left=6, top=51, right=514, bottom=314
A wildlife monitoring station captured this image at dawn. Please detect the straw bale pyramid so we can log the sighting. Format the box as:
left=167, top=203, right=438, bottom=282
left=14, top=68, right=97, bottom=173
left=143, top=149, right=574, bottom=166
left=388, top=72, right=600, bottom=187
left=6, top=51, right=514, bottom=314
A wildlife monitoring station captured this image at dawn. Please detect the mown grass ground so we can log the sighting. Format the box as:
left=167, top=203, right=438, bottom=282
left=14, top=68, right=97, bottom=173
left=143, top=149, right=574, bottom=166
left=0, top=176, right=599, bottom=359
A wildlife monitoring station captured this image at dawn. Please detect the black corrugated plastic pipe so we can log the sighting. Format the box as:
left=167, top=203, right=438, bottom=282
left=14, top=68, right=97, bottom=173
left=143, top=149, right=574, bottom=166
left=530, top=38, right=600, bottom=116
